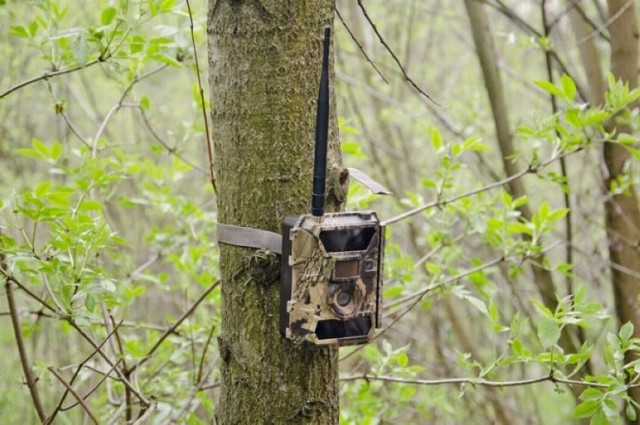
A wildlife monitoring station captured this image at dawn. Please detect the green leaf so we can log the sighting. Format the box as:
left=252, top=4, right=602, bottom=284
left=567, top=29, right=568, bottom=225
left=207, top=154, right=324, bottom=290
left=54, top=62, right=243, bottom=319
left=535, top=80, right=564, bottom=98
left=101, top=279, right=116, bottom=292
left=590, top=409, right=609, bottom=425
left=560, top=74, right=576, bottom=100
left=618, top=133, right=638, bottom=145
left=507, top=222, right=532, bottom=235
left=627, top=402, right=637, bottom=421
left=78, top=199, right=102, bottom=211
left=425, top=262, right=441, bottom=276
left=565, top=108, right=582, bottom=128
left=72, top=34, right=89, bottom=66
left=538, top=317, right=560, bottom=348
left=29, top=20, right=39, bottom=37
left=580, top=388, right=604, bottom=402
left=139, top=96, right=151, bottom=110
left=151, top=53, right=182, bottom=67
left=85, top=294, right=96, bottom=312
left=50, top=141, right=62, bottom=161
left=101, top=7, right=117, bottom=25
left=384, top=286, right=403, bottom=298
left=548, top=208, right=569, bottom=222
left=430, top=127, right=443, bottom=151
left=465, top=295, right=488, bottom=315
left=397, top=352, right=408, bottom=367
left=160, top=0, right=176, bottom=12
left=619, top=322, right=634, bottom=341
left=538, top=201, right=550, bottom=221
left=573, top=400, right=600, bottom=418
left=421, top=178, right=437, bottom=189
left=10, top=25, right=29, bottom=38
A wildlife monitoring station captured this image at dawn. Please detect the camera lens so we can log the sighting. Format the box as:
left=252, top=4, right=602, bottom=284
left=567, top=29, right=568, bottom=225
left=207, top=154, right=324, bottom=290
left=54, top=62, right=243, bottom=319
left=337, top=290, right=352, bottom=307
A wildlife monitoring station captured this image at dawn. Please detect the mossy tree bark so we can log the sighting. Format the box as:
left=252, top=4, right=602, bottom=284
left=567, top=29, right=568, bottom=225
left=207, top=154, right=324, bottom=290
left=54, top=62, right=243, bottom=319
left=207, top=1, right=343, bottom=423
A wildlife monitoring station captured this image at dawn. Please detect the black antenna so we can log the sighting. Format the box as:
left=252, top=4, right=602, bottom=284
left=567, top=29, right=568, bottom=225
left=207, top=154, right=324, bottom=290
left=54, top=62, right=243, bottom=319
left=311, top=26, right=331, bottom=217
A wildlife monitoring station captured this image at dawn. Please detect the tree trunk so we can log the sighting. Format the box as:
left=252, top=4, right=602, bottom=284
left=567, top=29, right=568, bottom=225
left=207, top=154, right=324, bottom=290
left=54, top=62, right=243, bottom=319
left=604, top=1, right=640, bottom=421
left=463, top=0, right=589, bottom=404
left=207, top=1, right=342, bottom=423
left=463, top=0, right=560, bottom=315
left=566, top=1, right=605, bottom=106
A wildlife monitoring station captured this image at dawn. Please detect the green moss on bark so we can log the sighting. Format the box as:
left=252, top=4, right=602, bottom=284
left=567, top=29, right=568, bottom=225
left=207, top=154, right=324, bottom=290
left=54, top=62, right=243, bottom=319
left=208, top=1, right=340, bottom=423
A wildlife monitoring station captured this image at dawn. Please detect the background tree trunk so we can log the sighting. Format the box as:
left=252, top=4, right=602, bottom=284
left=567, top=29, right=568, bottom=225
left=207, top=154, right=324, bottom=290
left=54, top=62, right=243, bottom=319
left=604, top=1, right=640, bottom=420
left=463, top=0, right=560, bottom=316
left=207, top=1, right=342, bottom=423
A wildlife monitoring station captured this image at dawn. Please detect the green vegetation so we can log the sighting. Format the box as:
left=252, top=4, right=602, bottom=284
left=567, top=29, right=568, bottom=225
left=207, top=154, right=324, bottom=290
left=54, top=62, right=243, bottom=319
left=1, top=1, right=639, bottom=424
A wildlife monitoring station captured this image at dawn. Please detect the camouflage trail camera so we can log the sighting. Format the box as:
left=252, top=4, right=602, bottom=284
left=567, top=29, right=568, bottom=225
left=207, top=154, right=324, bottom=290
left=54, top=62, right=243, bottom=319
left=279, top=27, right=384, bottom=346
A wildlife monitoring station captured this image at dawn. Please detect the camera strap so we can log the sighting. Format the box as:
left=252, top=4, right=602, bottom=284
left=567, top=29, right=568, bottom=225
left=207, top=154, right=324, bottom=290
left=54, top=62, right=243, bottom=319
left=216, top=223, right=283, bottom=254
left=216, top=167, right=390, bottom=254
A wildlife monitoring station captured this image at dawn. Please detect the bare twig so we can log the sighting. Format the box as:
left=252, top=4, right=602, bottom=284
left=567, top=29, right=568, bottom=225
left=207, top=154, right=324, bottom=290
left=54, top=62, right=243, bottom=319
left=172, top=360, right=218, bottom=421
left=48, top=367, right=100, bottom=425
left=60, top=359, right=123, bottom=412
left=340, top=372, right=609, bottom=389
left=4, top=279, right=48, bottom=422
left=132, top=401, right=156, bottom=424
left=356, top=0, right=437, bottom=104
left=335, top=7, right=389, bottom=84
left=186, top=0, right=217, bottom=193
left=480, top=0, right=588, bottom=101
left=196, top=323, right=217, bottom=384
left=575, top=0, right=631, bottom=46
left=0, top=59, right=103, bottom=99
left=129, top=280, right=220, bottom=373
left=45, top=322, right=123, bottom=424
left=541, top=0, right=575, bottom=297
left=0, top=271, right=56, bottom=313
left=77, top=325, right=149, bottom=402
left=137, top=107, right=209, bottom=175
left=0, top=269, right=149, bottom=406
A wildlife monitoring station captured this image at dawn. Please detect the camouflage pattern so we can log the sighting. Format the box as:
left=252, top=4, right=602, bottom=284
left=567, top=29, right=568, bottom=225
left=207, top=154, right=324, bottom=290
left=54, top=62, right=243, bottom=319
left=280, top=211, right=383, bottom=346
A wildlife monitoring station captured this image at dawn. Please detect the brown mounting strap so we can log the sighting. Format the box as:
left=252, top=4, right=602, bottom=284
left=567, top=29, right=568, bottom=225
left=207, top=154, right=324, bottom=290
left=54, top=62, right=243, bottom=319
left=216, top=168, right=390, bottom=253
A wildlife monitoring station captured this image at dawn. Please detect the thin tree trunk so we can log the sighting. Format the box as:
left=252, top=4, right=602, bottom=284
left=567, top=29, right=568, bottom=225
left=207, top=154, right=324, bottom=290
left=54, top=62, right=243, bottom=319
left=463, top=0, right=560, bottom=315
left=604, top=1, right=640, bottom=421
left=463, top=0, right=589, bottom=403
left=208, top=1, right=341, bottom=423
left=566, top=1, right=606, bottom=106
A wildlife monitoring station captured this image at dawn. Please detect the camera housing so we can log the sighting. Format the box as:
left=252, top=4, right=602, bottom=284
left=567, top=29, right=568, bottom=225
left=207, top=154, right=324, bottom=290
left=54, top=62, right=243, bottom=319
left=280, top=211, right=383, bottom=346
left=279, top=27, right=384, bottom=346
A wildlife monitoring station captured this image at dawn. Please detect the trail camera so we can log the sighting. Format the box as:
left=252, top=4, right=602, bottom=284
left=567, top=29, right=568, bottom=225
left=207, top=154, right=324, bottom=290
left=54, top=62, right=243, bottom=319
left=279, top=27, right=384, bottom=346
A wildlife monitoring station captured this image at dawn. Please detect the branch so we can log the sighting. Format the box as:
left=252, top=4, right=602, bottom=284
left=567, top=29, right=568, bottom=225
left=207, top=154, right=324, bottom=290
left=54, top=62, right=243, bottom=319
left=4, top=279, right=48, bottom=422
left=480, top=0, right=588, bottom=101
left=48, top=367, right=100, bottom=425
left=335, top=7, right=389, bottom=84
left=0, top=268, right=150, bottom=407
left=44, top=322, right=123, bottom=424
left=356, top=0, right=437, bottom=104
left=129, top=280, right=220, bottom=373
left=340, top=372, right=610, bottom=389
left=0, top=59, right=103, bottom=99
left=0, top=271, right=56, bottom=313
left=382, top=148, right=582, bottom=226
left=574, top=0, right=633, bottom=46
left=137, top=107, right=209, bottom=175
left=196, top=323, right=217, bottom=384
left=186, top=0, right=217, bottom=194
left=60, top=359, right=123, bottom=412
left=341, top=256, right=504, bottom=361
